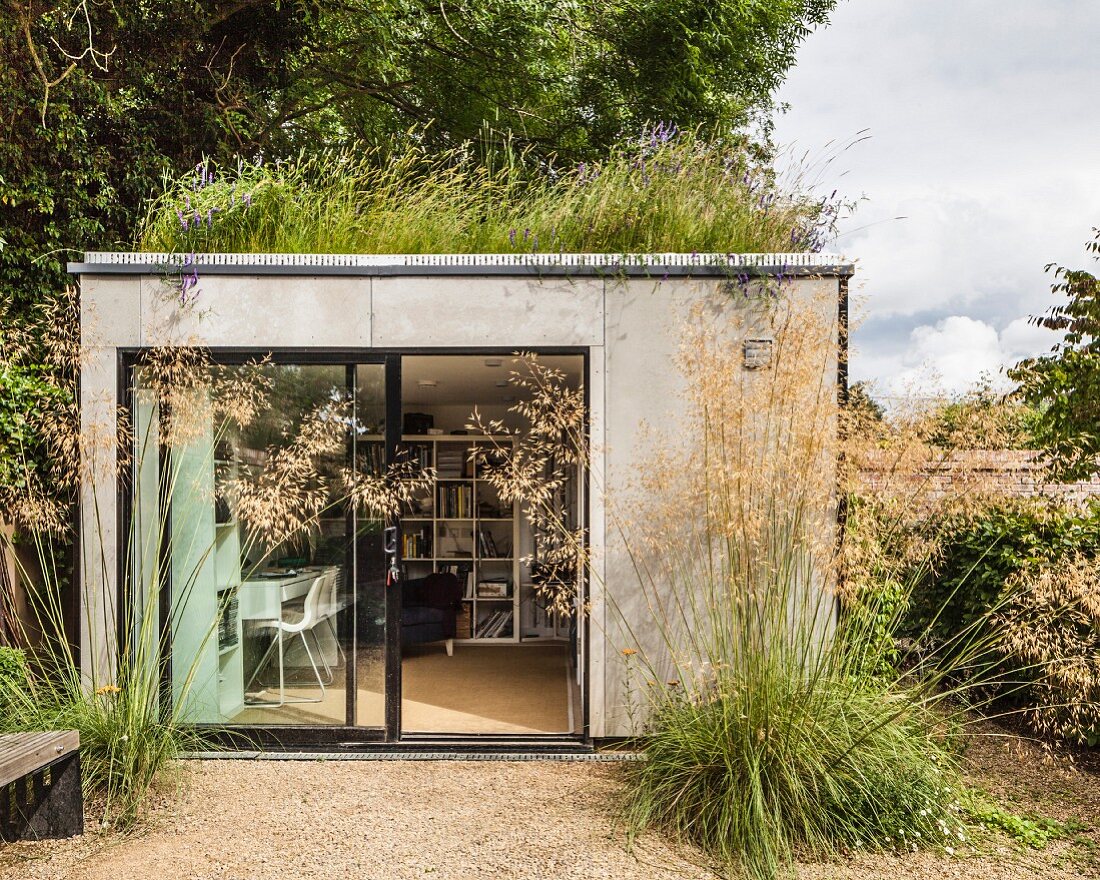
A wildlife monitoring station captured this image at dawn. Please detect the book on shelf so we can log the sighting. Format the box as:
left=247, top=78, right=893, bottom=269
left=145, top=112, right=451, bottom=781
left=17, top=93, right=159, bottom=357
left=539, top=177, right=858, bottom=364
left=477, top=608, right=513, bottom=638
left=477, top=528, right=501, bottom=558
left=360, top=441, right=386, bottom=476
left=402, top=525, right=432, bottom=559
left=438, top=483, right=473, bottom=518
left=396, top=442, right=432, bottom=473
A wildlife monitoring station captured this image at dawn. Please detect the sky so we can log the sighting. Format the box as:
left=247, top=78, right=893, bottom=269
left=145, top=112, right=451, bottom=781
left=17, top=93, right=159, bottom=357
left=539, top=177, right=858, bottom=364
left=772, top=1, right=1100, bottom=402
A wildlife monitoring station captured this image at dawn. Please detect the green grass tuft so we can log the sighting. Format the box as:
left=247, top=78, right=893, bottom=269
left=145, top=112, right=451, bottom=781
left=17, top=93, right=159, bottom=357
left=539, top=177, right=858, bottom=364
left=137, top=128, right=842, bottom=256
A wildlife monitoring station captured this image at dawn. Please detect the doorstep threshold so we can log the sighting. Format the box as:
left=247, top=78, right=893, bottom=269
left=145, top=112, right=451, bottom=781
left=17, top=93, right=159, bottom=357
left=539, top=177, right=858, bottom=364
left=181, top=733, right=643, bottom=761
left=181, top=750, right=640, bottom=761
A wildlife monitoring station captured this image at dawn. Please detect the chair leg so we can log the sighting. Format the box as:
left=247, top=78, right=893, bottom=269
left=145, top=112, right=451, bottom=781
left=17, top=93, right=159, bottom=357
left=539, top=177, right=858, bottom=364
left=245, top=629, right=288, bottom=708
left=299, top=631, right=326, bottom=695
left=446, top=638, right=454, bottom=657
left=245, top=631, right=280, bottom=691
left=326, top=617, right=346, bottom=665
left=309, top=628, right=334, bottom=684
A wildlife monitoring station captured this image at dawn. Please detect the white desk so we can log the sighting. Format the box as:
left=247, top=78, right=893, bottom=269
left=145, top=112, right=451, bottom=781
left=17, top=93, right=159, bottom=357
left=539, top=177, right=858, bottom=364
left=239, top=570, right=322, bottom=621
left=239, top=567, right=340, bottom=671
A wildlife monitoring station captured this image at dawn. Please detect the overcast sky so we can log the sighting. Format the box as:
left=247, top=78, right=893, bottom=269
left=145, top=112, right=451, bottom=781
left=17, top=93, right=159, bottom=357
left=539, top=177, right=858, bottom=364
left=773, top=1, right=1100, bottom=401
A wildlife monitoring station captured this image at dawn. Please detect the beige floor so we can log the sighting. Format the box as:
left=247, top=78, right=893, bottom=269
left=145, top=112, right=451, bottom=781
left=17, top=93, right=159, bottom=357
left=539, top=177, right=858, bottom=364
left=233, top=642, right=577, bottom=734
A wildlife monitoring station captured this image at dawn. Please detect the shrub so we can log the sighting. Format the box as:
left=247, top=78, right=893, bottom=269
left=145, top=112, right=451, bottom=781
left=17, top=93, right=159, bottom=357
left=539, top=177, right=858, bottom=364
left=613, top=292, right=976, bottom=880
left=0, top=645, right=29, bottom=715
left=623, top=671, right=968, bottom=877
left=994, top=556, right=1100, bottom=746
left=901, top=498, right=1100, bottom=645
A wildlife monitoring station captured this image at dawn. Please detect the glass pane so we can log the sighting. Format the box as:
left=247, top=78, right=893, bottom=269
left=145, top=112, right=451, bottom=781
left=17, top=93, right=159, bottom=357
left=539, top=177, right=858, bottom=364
left=354, top=364, right=387, bottom=727
left=130, top=362, right=357, bottom=726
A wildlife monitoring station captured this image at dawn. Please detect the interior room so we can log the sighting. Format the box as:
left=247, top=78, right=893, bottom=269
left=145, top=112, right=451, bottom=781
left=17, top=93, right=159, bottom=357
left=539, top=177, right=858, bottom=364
left=159, top=354, right=585, bottom=736
left=394, top=354, right=584, bottom=735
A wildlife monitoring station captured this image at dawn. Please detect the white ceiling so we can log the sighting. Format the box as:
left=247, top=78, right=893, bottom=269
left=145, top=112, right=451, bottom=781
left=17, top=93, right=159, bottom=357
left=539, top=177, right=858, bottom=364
left=402, top=355, right=583, bottom=406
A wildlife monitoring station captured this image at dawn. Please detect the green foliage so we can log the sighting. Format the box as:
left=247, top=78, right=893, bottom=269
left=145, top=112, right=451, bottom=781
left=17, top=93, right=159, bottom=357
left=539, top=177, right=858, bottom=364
left=926, top=383, right=1043, bottom=451
left=962, top=792, right=1078, bottom=849
left=994, top=556, right=1100, bottom=746
left=0, top=364, right=68, bottom=491
left=139, top=131, right=841, bottom=257
left=1, top=0, right=836, bottom=315
left=302, top=1, right=836, bottom=158
left=0, top=646, right=29, bottom=716
left=1010, top=227, right=1100, bottom=479
left=902, top=498, right=1100, bottom=645
left=622, top=673, right=969, bottom=878
left=847, top=381, right=885, bottom=423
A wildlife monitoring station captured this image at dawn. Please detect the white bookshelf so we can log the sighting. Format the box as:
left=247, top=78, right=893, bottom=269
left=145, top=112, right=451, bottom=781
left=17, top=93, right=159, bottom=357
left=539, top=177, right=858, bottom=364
left=397, top=435, right=522, bottom=643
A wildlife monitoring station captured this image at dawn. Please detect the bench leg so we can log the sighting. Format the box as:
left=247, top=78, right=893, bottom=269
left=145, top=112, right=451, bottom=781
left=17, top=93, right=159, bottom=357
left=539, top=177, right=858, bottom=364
left=445, top=638, right=454, bottom=656
left=21, top=754, right=84, bottom=840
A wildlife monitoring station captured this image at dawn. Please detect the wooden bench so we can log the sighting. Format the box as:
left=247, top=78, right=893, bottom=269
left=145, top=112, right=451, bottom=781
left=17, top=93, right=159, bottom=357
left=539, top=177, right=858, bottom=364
left=0, top=731, right=83, bottom=841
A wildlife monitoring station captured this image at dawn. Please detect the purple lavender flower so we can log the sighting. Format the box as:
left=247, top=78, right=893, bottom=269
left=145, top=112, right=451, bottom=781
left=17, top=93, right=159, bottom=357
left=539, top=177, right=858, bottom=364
left=177, top=210, right=187, bottom=231
left=243, top=192, right=252, bottom=207
left=508, top=228, right=516, bottom=246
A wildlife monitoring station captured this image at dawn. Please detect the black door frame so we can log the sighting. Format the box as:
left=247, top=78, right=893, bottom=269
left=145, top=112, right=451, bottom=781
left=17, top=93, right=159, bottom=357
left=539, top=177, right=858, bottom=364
left=119, top=346, right=589, bottom=750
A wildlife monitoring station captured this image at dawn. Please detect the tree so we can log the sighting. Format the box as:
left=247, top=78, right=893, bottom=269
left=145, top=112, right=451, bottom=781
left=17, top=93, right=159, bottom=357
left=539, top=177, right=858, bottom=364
left=287, top=1, right=837, bottom=157
left=2, top=1, right=838, bottom=318
left=1009, top=227, right=1100, bottom=479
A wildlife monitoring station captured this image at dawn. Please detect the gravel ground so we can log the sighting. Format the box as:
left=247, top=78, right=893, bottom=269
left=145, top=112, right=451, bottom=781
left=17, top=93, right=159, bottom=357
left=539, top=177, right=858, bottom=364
left=1, top=728, right=1097, bottom=880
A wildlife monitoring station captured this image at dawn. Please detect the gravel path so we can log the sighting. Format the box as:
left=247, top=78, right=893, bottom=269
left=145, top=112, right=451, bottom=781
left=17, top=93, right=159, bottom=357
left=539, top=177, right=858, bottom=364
left=1, top=729, right=1097, bottom=880
left=1, top=761, right=713, bottom=880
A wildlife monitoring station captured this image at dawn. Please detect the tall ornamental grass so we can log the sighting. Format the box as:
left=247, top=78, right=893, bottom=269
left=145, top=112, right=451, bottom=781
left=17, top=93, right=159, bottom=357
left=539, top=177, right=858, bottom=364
left=610, top=288, right=989, bottom=879
left=138, top=126, right=845, bottom=257
left=0, top=286, right=437, bottom=826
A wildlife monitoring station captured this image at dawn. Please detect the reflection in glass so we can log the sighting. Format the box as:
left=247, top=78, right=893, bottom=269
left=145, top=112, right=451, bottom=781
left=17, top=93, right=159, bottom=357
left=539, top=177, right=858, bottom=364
left=131, top=362, right=377, bottom=727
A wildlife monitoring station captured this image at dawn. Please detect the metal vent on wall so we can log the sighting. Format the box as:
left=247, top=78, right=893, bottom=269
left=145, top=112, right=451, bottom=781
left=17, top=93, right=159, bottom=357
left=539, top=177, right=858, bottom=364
left=743, top=338, right=774, bottom=370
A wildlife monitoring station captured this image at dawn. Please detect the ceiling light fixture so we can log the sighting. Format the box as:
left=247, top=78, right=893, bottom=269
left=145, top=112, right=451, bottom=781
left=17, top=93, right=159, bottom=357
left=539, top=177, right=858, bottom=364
left=495, top=380, right=509, bottom=388
left=484, top=358, right=503, bottom=367
left=417, top=379, right=438, bottom=388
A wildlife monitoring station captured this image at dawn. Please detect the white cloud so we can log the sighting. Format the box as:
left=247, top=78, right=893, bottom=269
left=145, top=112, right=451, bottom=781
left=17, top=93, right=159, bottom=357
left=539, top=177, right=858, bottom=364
left=864, top=314, right=1059, bottom=399
left=772, top=0, right=1100, bottom=393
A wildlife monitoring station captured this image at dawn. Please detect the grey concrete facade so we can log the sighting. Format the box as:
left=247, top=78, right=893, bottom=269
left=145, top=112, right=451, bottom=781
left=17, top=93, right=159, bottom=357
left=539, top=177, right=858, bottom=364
left=73, top=253, right=852, bottom=740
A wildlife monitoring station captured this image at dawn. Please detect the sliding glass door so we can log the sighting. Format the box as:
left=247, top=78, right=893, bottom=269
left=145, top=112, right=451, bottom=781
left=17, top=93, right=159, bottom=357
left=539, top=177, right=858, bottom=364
left=128, top=356, right=396, bottom=738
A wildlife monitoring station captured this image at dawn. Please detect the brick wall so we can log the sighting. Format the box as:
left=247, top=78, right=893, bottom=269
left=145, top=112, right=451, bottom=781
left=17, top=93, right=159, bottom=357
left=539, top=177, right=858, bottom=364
left=856, top=450, right=1100, bottom=506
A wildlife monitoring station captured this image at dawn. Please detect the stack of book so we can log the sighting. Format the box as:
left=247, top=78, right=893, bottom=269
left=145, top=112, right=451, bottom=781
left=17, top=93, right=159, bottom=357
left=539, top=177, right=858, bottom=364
left=436, top=445, right=468, bottom=478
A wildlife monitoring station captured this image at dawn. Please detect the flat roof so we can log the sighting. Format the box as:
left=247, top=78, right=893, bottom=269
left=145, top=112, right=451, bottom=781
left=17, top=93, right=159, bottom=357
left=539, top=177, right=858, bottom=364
left=68, top=251, right=855, bottom=278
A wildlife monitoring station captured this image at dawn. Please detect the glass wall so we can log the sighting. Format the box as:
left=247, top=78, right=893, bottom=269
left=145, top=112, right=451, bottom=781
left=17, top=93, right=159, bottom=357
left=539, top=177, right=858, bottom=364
left=130, top=360, right=386, bottom=728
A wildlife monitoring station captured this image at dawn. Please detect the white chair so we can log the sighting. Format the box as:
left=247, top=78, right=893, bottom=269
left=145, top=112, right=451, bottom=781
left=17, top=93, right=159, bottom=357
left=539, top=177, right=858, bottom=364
left=317, top=567, right=347, bottom=668
left=245, top=574, right=329, bottom=706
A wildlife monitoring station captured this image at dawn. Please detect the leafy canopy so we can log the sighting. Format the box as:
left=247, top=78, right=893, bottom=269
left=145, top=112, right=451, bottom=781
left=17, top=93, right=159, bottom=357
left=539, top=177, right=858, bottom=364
left=1009, top=228, right=1100, bottom=479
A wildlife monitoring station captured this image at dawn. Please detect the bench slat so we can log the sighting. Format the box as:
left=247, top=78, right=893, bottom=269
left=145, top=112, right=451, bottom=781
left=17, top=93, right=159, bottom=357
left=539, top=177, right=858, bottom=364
left=0, top=732, right=80, bottom=788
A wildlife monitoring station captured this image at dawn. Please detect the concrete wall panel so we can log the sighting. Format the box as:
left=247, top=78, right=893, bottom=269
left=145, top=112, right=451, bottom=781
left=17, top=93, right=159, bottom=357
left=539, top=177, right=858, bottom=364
left=137, top=275, right=372, bottom=348
left=372, top=277, right=604, bottom=348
